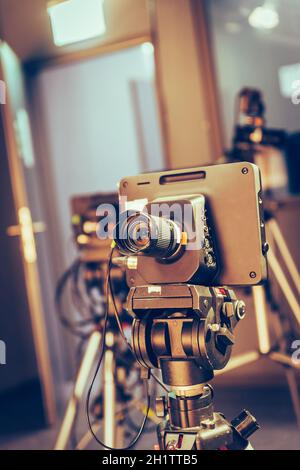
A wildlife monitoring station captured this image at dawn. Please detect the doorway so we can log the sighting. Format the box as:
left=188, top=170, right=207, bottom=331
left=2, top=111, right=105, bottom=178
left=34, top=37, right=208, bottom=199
left=27, top=42, right=165, bottom=386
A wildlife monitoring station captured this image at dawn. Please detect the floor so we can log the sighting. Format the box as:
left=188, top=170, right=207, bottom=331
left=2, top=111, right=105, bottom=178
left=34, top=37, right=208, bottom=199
left=0, top=385, right=299, bottom=450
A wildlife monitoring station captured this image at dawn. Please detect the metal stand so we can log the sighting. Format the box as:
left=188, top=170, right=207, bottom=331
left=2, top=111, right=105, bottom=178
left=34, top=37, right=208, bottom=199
left=103, top=330, right=117, bottom=448
left=127, top=283, right=259, bottom=450
left=217, top=215, right=300, bottom=427
left=156, top=386, right=257, bottom=450
left=54, top=329, right=101, bottom=450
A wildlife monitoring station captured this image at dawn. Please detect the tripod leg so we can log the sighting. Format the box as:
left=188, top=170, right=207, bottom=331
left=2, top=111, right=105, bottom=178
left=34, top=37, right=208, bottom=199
left=103, top=331, right=117, bottom=448
left=284, top=367, right=300, bottom=429
left=54, top=330, right=102, bottom=450
left=268, top=249, right=300, bottom=325
left=267, top=219, right=300, bottom=296
left=252, top=285, right=271, bottom=354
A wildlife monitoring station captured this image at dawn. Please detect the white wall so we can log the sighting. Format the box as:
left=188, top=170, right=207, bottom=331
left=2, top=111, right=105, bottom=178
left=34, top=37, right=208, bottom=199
left=36, top=45, right=164, bottom=262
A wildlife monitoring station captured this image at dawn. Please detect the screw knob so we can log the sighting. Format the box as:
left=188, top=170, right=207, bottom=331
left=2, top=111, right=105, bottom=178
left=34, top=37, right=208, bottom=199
left=231, top=409, right=260, bottom=439
left=235, top=300, right=246, bottom=320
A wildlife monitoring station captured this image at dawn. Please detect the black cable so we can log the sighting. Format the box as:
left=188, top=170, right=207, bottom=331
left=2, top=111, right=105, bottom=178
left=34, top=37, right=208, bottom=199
left=71, top=261, right=102, bottom=322
left=86, top=246, right=150, bottom=450
left=55, top=260, right=95, bottom=338
left=56, top=260, right=93, bottom=326
left=87, top=378, right=150, bottom=450
left=107, top=254, right=169, bottom=393
left=70, top=261, right=91, bottom=319
left=125, top=405, right=157, bottom=434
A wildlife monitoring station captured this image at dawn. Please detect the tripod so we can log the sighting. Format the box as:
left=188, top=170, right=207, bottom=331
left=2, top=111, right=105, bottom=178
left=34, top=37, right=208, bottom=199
left=54, top=263, right=136, bottom=450
left=216, top=198, right=300, bottom=427
left=54, top=317, right=130, bottom=449
left=127, top=283, right=259, bottom=450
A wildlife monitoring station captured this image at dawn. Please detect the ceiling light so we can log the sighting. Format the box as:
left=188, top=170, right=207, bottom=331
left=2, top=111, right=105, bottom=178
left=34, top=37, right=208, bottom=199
left=47, top=0, right=106, bottom=47
left=248, top=5, right=279, bottom=30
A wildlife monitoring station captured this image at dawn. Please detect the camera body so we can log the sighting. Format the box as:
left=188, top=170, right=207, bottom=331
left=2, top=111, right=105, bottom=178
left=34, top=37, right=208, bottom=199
left=116, top=162, right=267, bottom=287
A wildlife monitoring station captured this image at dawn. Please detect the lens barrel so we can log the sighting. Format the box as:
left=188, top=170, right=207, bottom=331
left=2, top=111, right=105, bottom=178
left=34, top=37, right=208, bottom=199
left=115, top=212, right=181, bottom=259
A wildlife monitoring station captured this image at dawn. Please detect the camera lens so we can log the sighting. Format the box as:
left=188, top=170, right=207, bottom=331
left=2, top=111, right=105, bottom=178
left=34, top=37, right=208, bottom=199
left=115, top=212, right=182, bottom=259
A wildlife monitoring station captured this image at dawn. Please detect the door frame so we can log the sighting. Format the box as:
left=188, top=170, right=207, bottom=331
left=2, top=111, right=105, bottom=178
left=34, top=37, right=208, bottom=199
left=0, top=41, right=56, bottom=425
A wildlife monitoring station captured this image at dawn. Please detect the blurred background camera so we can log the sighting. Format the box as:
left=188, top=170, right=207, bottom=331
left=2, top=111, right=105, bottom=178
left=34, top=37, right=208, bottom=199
left=228, top=87, right=288, bottom=195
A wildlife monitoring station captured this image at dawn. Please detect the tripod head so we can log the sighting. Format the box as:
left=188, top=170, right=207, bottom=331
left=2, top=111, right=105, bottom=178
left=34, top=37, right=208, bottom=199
left=125, top=283, right=257, bottom=450
left=128, top=285, right=245, bottom=387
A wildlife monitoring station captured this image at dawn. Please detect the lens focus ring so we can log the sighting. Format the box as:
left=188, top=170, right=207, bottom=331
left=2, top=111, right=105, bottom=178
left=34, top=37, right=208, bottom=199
left=151, top=216, right=176, bottom=257
left=114, top=212, right=181, bottom=259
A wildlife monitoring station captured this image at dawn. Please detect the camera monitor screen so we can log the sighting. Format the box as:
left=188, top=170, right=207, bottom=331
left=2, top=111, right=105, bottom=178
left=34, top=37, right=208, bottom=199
left=116, top=162, right=267, bottom=287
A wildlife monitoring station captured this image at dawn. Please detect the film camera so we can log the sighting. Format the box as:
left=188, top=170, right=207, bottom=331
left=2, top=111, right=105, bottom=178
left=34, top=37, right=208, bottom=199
left=113, top=162, right=267, bottom=450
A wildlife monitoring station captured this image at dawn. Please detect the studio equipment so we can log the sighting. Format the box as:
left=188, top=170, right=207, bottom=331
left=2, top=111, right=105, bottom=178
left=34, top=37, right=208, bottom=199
left=229, top=87, right=288, bottom=194
left=108, top=162, right=266, bottom=450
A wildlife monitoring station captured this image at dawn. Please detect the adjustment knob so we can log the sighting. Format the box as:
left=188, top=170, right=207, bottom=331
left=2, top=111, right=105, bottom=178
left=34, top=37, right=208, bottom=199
left=262, top=242, right=269, bottom=255
left=231, top=410, right=260, bottom=439
left=235, top=300, right=246, bottom=320
left=216, top=326, right=235, bottom=346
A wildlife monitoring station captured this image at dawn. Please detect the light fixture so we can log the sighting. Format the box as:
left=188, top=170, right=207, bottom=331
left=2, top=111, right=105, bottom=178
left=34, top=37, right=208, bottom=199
left=248, top=5, right=279, bottom=30
left=278, top=63, right=300, bottom=98
left=47, top=0, right=106, bottom=47
left=140, top=42, right=154, bottom=56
